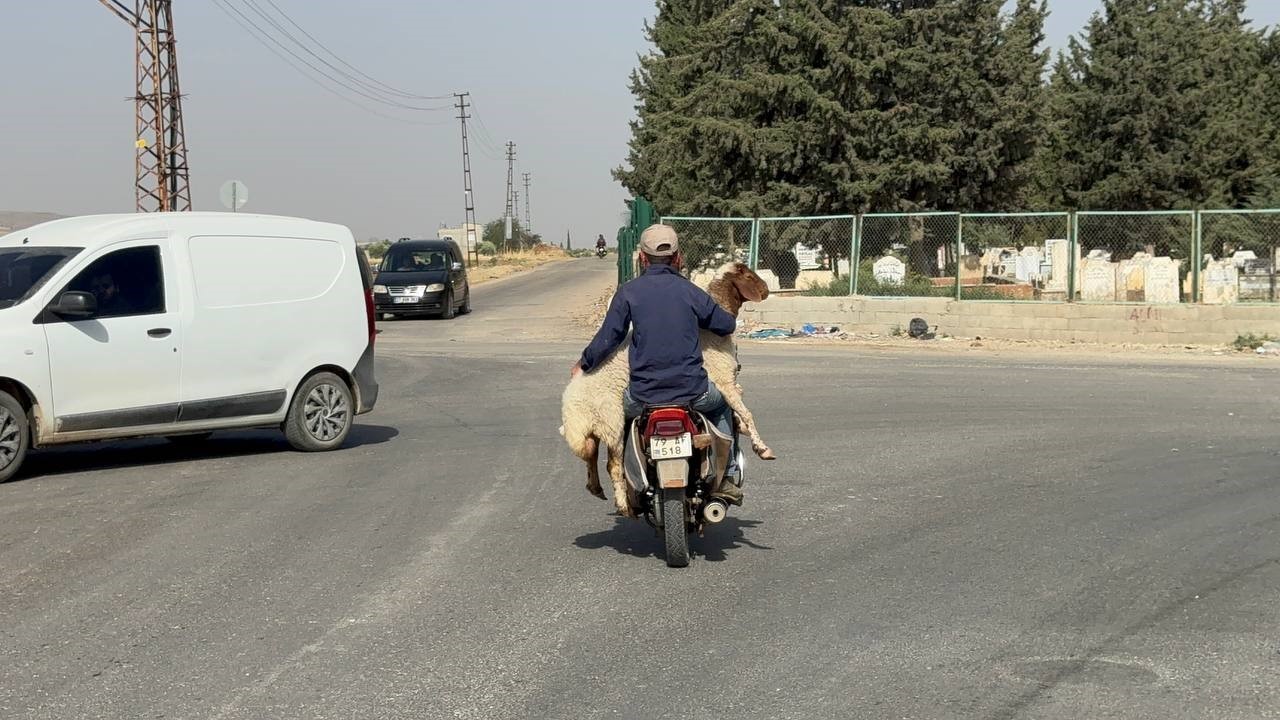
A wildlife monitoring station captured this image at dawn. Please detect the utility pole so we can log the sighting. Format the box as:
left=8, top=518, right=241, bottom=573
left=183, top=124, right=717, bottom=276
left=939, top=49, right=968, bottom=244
left=522, top=172, right=532, bottom=239
left=454, top=92, right=478, bottom=265
left=513, top=191, right=521, bottom=249
left=99, top=0, right=192, bottom=212
left=504, top=141, right=516, bottom=249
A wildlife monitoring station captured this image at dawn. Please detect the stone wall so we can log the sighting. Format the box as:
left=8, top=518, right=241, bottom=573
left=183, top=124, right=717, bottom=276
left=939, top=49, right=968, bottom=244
left=742, top=296, right=1280, bottom=345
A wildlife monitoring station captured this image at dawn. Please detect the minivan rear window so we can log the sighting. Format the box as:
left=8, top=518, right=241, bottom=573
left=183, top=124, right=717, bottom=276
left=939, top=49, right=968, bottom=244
left=0, top=246, right=80, bottom=309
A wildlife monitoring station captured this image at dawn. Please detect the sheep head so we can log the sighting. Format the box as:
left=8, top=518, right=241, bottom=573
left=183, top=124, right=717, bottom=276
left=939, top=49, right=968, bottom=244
left=707, top=262, right=770, bottom=318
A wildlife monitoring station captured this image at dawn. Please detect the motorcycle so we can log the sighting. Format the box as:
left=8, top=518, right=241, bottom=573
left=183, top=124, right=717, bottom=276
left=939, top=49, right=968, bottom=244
left=596, top=246, right=608, bottom=259
left=622, top=405, right=744, bottom=567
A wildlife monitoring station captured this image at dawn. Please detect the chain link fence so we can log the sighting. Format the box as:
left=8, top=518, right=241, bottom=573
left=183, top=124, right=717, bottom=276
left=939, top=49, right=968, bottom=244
left=1199, top=210, right=1280, bottom=303
left=755, top=216, right=855, bottom=295
left=623, top=201, right=1280, bottom=304
left=856, top=213, right=960, bottom=297
left=1075, top=212, right=1195, bottom=303
left=658, top=217, right=754, bottom=283
left=958, top=213, right=1072, bottom=301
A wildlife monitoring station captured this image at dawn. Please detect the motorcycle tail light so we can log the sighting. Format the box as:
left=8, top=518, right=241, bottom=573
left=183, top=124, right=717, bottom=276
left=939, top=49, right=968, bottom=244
left=652, top=420, right=688, bottom=437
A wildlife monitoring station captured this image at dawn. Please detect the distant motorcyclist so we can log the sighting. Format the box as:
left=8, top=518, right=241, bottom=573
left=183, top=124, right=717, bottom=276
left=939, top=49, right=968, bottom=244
left=595, top=235, right=607, bottom=251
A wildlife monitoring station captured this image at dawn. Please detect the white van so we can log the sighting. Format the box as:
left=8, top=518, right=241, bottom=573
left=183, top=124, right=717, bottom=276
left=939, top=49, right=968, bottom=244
left=0, top=213, right=379, bottom=482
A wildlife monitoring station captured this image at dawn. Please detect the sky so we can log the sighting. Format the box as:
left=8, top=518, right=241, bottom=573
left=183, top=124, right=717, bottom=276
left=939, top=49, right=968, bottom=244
left=3, top=1, right=1280, bottom=245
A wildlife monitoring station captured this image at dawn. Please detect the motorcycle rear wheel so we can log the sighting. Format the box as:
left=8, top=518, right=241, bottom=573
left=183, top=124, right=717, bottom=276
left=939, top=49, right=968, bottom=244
left=661, top=488, right=690, bottom=568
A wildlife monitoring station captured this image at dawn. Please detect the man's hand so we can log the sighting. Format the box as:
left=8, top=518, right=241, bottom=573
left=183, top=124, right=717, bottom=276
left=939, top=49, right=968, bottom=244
left=570, top=362, right=584, bottom=379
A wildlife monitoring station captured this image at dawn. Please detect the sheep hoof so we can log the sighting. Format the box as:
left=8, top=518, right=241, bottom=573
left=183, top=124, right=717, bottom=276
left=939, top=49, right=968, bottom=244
left=755, top=445, right=777, bottom=460
left=586, top=484, right=606, bottom=500
left=614, top=502, right=637, bottom=518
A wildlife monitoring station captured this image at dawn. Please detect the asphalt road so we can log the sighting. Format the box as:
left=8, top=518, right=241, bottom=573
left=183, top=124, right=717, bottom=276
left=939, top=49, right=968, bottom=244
left=3, top=259, right=1279, bottom=719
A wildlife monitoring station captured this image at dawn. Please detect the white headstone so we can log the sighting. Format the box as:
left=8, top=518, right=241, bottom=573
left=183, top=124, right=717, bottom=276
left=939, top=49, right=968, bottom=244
left=1080, top=257, right=1117, bottom=301
left=794, top=243, right=821, bottom=270
left=837, top=258, right=851, bottom=276
left=1231, top=250, right=1258, bottom=268
left=1015, top=247, right=1042, bottom=283
left=1116, top=256, right=1149, bottom=301
left=1045, top=238, right=1070, bottom=292
left=1201, top=258, right=1239, bottom=305
left=1144, top=257, right=1180, bottom=303
left=754, top=268, right=782, bottom=292
left=872, top=255, right=906, bottom=285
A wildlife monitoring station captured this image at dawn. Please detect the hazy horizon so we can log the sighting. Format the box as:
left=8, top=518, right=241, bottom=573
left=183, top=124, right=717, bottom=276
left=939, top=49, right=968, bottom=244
left=3, top=1, right=1277, bottom=244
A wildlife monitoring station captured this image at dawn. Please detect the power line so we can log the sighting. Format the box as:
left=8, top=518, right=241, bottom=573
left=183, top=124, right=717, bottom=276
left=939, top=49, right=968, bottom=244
left=256, top=0, right=453, bottom=101
left=236, top=0, right=452, bottom=110
left=209, top=0, right=452, bottom=125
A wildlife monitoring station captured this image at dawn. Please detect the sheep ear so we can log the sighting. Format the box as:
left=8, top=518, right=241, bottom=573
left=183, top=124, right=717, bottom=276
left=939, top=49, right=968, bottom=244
left=731, top=267, right=769, bottom=302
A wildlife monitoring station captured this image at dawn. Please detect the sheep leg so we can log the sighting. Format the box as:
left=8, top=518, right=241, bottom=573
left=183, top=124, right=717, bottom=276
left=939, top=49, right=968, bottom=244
left=723, top=391, right=777, bottom=461
left=581, top=434, right=606, bottom=500
left=606, top=445, right=636, bottom=517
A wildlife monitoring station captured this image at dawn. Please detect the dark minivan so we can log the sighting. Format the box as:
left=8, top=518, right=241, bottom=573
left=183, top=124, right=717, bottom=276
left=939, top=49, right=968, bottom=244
left=372, top=239, right=471, bottom=319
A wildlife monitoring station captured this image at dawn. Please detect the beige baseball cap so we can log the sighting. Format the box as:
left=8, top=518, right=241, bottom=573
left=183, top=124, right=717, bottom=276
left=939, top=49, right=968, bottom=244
left=639, top=224, right=679, bottom=256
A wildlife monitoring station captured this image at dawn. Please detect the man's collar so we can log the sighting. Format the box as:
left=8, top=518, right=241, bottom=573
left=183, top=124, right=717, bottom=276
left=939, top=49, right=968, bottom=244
left=643, top=264, right=678, bottom=276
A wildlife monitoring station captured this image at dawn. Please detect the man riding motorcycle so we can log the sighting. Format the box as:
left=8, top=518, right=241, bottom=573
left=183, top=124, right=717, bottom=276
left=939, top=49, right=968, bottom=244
left=571, top=224, right=744, bottom=505
left=595, top=234, right=607, bottom=251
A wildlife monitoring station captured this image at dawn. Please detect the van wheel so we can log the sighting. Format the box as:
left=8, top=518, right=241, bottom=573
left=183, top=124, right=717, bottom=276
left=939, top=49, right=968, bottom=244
left=441, top=290, right=456, bottom=320
left=459, top=288, right=472, bottom=315
left=0, top=391, right=31, bottom=483
left=284, top=372, right=354, bottom=452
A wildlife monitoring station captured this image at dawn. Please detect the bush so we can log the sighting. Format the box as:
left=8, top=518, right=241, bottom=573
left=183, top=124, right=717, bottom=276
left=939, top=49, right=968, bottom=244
left=1233, top=333, right=1276, bottom=351
left=477, top=241, right=497, bottom=256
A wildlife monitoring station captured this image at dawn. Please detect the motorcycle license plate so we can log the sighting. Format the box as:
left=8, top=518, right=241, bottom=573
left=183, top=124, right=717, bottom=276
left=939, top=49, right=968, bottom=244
left=650, top=433, right=692, bottom=460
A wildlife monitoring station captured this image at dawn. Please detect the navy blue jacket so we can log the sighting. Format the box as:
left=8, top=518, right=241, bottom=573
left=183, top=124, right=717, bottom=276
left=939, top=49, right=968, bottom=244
left=579, top=265, right=736, bottom=405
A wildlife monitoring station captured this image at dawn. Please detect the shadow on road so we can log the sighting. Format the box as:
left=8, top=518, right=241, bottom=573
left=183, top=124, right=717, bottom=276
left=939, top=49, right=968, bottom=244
left=573, top=515, right=771, bottom=562
left=13, top=423, right=400, bottom=482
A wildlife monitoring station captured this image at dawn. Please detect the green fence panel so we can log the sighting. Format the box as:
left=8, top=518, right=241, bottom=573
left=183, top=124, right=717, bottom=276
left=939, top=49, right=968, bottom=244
left=856, top=213, right=960, bottom=298
left=755, top=215, right=856, bottom=296
left=1075, top=211, right=1195, bottom=303
left=957, top=213, right=1072, bottom=301
left=657, top=216, right=754, bottom=280
left=1198, top=209, right=1280, bottom=304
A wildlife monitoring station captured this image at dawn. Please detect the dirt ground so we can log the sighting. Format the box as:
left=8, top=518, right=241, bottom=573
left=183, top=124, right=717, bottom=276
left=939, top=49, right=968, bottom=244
left=468, top=247, right=572, bottom=285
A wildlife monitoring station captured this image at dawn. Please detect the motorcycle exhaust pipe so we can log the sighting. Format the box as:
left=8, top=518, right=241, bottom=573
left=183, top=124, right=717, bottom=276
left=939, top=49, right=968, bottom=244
left=702, top=499, right=728, bottom=524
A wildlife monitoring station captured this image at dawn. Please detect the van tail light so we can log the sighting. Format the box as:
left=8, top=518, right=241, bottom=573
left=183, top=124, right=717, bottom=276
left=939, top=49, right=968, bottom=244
left=364, top=289, right=376, bottom=347
left=355, top=247, right=376, bottom=347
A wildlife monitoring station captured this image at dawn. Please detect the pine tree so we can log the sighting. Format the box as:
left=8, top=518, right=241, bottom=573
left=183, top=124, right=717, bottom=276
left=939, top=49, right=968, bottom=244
left=1040, top=0, right=1272, bottom=211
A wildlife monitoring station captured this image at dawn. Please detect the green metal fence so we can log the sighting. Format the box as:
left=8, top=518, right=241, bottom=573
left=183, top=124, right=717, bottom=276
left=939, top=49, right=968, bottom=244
left=617, top=202, right=1280, bottom=305
left=755, top=216, right=855, bottom=294
left=1199, top=210, right=1280, bottom=303
left=657, top=216, right=755, bottom=280
left=958, top=213, right=1072, bottom=301
left=1075, top=211, right=1196, bottom=303
left=856, top=213, right=960, bottom=298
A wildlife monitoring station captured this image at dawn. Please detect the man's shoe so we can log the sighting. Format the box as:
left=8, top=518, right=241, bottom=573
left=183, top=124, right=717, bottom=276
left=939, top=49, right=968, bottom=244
left=712, top=477, right=744, bottom=506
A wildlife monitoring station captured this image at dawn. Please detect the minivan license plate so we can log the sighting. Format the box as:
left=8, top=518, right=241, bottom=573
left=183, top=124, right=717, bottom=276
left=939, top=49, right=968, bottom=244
left=394, top=297, right=416, bottom=304
left=650, top=434, right=692, bottom=460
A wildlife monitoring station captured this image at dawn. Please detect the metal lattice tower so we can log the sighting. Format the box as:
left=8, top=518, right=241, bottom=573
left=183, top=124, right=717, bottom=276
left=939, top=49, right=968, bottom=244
left=454, top=92, right=478, bottom=263
left=504, top=142, right=516, bottom=220
left=99, top=0, right=192, bottom=212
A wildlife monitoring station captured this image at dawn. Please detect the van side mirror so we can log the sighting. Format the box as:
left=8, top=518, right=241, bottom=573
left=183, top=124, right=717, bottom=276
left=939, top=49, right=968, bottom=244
left=52, top=291, right=97, bottom=318
left=451, top=262, right=464, bottom=272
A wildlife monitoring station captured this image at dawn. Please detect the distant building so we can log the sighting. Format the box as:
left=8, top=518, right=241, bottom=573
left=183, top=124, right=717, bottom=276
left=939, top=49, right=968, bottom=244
left=437, top=223, right=482, bottom=253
